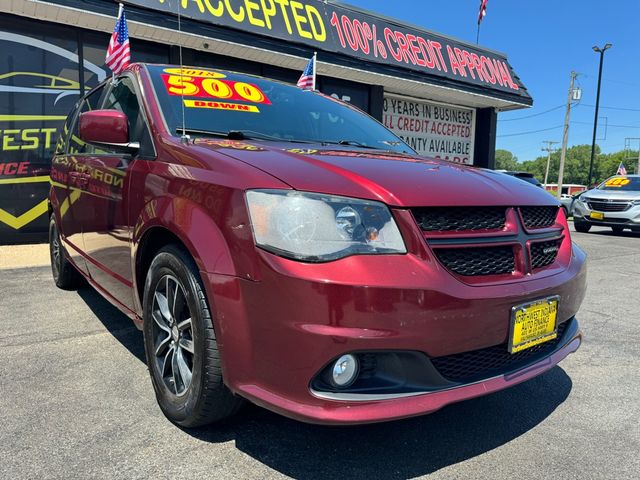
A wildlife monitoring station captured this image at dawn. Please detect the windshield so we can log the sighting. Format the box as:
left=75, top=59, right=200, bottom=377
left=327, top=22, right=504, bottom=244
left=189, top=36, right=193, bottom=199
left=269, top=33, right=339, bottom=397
left=147, top=65, right=413, bottom=154
left=597, top=176, right=640, bottom=191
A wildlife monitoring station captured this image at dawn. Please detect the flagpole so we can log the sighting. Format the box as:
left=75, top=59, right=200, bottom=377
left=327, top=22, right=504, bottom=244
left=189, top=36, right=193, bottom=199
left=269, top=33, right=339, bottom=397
left=312, top=51, right=317, bottom=91
left=111, top=4, right=123, bottom=81
left=476, top=24, right=480, bottom=44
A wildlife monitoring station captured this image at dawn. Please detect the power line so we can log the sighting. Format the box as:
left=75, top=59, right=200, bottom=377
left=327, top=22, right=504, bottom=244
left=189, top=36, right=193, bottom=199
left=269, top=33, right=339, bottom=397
left=498, top=120, right=640, bottom=138
left=497, top=125, right=563, bottom=137
left=498, top=103, right=640, bottom=127
left=498, top=105, right=565, bottom=122
left=582, top=75, right=640, bottom=88
left=572, top=120, right=640, bottom=128
left=581, top=104, right=640, bottom=112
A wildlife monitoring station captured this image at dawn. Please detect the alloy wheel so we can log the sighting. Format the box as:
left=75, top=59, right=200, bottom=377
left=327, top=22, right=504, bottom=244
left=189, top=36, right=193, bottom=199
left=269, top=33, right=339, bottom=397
left=51, top=224, right=61, bottom=277
left=151, top=275, right=195, bottom=396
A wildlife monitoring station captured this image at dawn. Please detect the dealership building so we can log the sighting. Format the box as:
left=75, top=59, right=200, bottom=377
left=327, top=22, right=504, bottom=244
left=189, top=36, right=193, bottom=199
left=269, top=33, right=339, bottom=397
left=0, top=0, right=532, bottom=243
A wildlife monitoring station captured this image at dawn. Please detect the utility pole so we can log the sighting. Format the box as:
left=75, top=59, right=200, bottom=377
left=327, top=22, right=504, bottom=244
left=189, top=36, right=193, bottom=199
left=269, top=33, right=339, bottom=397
left=623, top=137, right=640, bottom=175
left=557, top=71, right=577, bottom=200
left=542, top=140, right=559, bottom=188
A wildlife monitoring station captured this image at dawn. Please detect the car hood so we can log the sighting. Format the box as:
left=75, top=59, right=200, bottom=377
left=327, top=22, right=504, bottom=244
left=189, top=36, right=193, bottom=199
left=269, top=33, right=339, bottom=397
left=193, top=140, right=559, bottom=207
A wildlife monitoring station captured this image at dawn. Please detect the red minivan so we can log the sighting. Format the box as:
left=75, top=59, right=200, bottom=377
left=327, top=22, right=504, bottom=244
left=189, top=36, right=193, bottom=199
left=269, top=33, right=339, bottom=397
left=49, top=64, right=586, bottom=426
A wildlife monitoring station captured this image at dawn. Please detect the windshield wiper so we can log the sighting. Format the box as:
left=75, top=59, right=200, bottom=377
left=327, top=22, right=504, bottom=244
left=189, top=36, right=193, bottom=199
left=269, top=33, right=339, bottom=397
left=175, top=128, right=230, bottom=138
left=338, top=140, right=383, bottom=149
left=320, top=139, right=399, bottom=151
left=230, top=130, right=319, bottom=143
left=175, top=128, right=316, bottom=144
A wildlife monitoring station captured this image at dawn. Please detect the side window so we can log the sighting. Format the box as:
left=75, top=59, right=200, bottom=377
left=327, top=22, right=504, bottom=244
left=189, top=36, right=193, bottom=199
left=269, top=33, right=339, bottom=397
left=54, top=100, right=81, bottom=155
left=67, top=84, right=108, bottom=155
left=103, top=77, right=154, bottom=158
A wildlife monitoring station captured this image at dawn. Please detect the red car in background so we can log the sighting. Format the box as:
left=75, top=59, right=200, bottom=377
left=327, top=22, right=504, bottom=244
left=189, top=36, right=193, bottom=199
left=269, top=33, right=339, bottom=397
left=49, top=64, right=586, bottom=427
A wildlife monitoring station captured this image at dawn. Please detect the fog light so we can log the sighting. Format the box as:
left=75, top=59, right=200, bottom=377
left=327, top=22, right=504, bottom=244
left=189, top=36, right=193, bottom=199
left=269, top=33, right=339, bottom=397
left=331, top=354, right=359, bottom=387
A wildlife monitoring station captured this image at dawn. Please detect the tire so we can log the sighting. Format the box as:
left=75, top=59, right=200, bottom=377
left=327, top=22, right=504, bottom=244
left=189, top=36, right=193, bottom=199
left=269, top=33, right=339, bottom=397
left=142, top=244, right=242, bottom=427
left=574, top=221, right=591, bottom=233
left=49, top=216, right=82, bottom=290
left=611, top=226, right=624, bottom=234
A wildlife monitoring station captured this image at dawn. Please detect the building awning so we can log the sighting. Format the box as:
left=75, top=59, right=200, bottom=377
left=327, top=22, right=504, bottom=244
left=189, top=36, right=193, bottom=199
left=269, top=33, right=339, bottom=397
left=7, top=0, right=533, bottom=111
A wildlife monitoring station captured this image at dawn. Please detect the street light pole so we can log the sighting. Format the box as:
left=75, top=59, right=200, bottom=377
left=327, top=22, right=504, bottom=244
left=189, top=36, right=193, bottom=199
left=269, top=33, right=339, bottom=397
left=588, top=43, right=612, bottom=187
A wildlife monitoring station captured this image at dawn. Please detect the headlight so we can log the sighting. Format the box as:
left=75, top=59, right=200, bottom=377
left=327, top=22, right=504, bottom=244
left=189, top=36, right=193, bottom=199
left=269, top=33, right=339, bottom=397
left=245, top=190, right=406, bottom=262
left=631, top=199, right=640, bottom=206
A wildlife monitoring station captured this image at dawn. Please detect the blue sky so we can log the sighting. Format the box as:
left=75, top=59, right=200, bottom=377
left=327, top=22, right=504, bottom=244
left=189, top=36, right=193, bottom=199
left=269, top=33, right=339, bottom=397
left=348, top=0, right=640, bottom=162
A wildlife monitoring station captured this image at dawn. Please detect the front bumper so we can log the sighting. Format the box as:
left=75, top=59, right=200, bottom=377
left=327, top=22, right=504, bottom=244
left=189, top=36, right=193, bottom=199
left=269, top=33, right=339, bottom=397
left=202, top=242, right=587, bottom=425
left=574, top=201, right=640, bottom=228
left=242, top=318, right=581, bottom=425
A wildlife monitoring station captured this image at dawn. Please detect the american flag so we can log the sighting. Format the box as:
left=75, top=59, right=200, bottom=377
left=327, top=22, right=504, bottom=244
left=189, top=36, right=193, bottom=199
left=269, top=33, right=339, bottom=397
left=617, top=162, right=627, bottom=175
left=478, top=0, right=489, bottom=25
left=297, top=54, right=316, bottom=90
left=106, top=4, right=130, bottom=75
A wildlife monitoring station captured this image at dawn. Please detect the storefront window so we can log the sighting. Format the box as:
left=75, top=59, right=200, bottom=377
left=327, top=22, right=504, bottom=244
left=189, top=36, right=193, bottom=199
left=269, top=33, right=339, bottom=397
left=0, top=17, right=85, bottom=239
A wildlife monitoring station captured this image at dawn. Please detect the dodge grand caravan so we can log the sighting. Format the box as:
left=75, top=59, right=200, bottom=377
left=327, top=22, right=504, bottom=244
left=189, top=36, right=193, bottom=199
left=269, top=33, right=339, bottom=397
left=49, top=64, right=587, bottom=426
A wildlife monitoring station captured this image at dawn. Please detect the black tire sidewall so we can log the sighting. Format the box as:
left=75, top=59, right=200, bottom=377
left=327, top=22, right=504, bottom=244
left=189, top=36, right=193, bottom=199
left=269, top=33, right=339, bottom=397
left=574, top=220, right=591, bottom=233
left=142, top=248, right=208, bottom=425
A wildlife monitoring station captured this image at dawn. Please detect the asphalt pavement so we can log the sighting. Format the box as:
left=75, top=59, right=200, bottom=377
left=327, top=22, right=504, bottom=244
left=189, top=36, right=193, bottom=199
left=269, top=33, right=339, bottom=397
left=1, top=225, right=639, bottom=479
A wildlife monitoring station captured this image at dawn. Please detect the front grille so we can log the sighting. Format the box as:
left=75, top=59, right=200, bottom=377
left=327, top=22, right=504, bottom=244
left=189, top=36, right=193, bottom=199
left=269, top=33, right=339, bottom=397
left=587, top=201, right=630, bottom=212
left=431, top=321, right=569, bottom=383
left=530, top=239, right=562, bottom=269
left=520, top=206, right=558, bottom=228
left=411, top=207, right=506, bottom=232
left=434, top=246, right=514, bottom=276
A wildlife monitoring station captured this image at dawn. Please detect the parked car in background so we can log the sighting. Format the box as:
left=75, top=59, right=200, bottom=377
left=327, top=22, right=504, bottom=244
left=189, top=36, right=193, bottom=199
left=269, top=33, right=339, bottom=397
left=573, top=175, right=640, bottom=233
left=499, top=171, right=544, bottom=188
left=566, top=190, right=588, bottom=217
left=559, top=194, right=573, bottom=216
left=559, top=191, right=588, bottom=217
left=49, top=64, right=587, bottom=427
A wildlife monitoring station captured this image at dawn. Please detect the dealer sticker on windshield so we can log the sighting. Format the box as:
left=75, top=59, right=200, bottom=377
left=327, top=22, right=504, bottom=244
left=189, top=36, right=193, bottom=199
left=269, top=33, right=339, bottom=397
left=508, top=296, right=559, bottom=354
left=183, top=99, right=260, bottom=113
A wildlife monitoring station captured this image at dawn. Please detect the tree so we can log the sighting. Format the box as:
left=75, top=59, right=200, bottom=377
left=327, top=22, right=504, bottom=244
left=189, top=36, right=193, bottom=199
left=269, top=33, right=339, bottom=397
left=495, top=149, right=519, bottom=170
left=507, top=145, right=638, bottom=185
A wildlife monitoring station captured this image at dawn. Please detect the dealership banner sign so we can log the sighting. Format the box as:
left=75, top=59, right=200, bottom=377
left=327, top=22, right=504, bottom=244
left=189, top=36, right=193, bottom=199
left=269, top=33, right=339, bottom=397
left=124, top=0, right=527, bottom=98
left=383, top=96, right=475, bottom=165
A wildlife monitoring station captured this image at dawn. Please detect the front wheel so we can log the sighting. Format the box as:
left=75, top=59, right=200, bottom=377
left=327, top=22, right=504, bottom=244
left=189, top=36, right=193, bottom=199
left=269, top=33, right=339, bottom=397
left=142, top=244, right=242, bottom=427
left=574, top=221, right=591, bottom=233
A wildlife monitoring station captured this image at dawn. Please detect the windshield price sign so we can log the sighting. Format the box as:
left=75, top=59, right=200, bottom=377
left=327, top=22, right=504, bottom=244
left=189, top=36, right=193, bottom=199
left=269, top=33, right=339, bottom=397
left=161, top=72, right=271, bottom=105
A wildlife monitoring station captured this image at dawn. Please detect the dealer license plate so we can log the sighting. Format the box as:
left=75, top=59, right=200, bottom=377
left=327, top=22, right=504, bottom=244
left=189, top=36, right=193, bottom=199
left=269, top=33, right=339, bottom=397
left=590, top=211, right=604, bottom=220
left=509, top=296, right=559, bottom=354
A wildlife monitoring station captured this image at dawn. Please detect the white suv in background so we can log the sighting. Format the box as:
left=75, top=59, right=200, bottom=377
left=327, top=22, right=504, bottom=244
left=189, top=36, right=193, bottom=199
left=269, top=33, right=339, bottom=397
left=573, top=175, right=640, bottom=234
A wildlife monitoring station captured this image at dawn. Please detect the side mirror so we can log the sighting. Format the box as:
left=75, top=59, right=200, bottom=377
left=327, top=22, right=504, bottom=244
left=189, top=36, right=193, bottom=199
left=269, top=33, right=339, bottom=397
left=79, top=110, right=139, bottom=153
